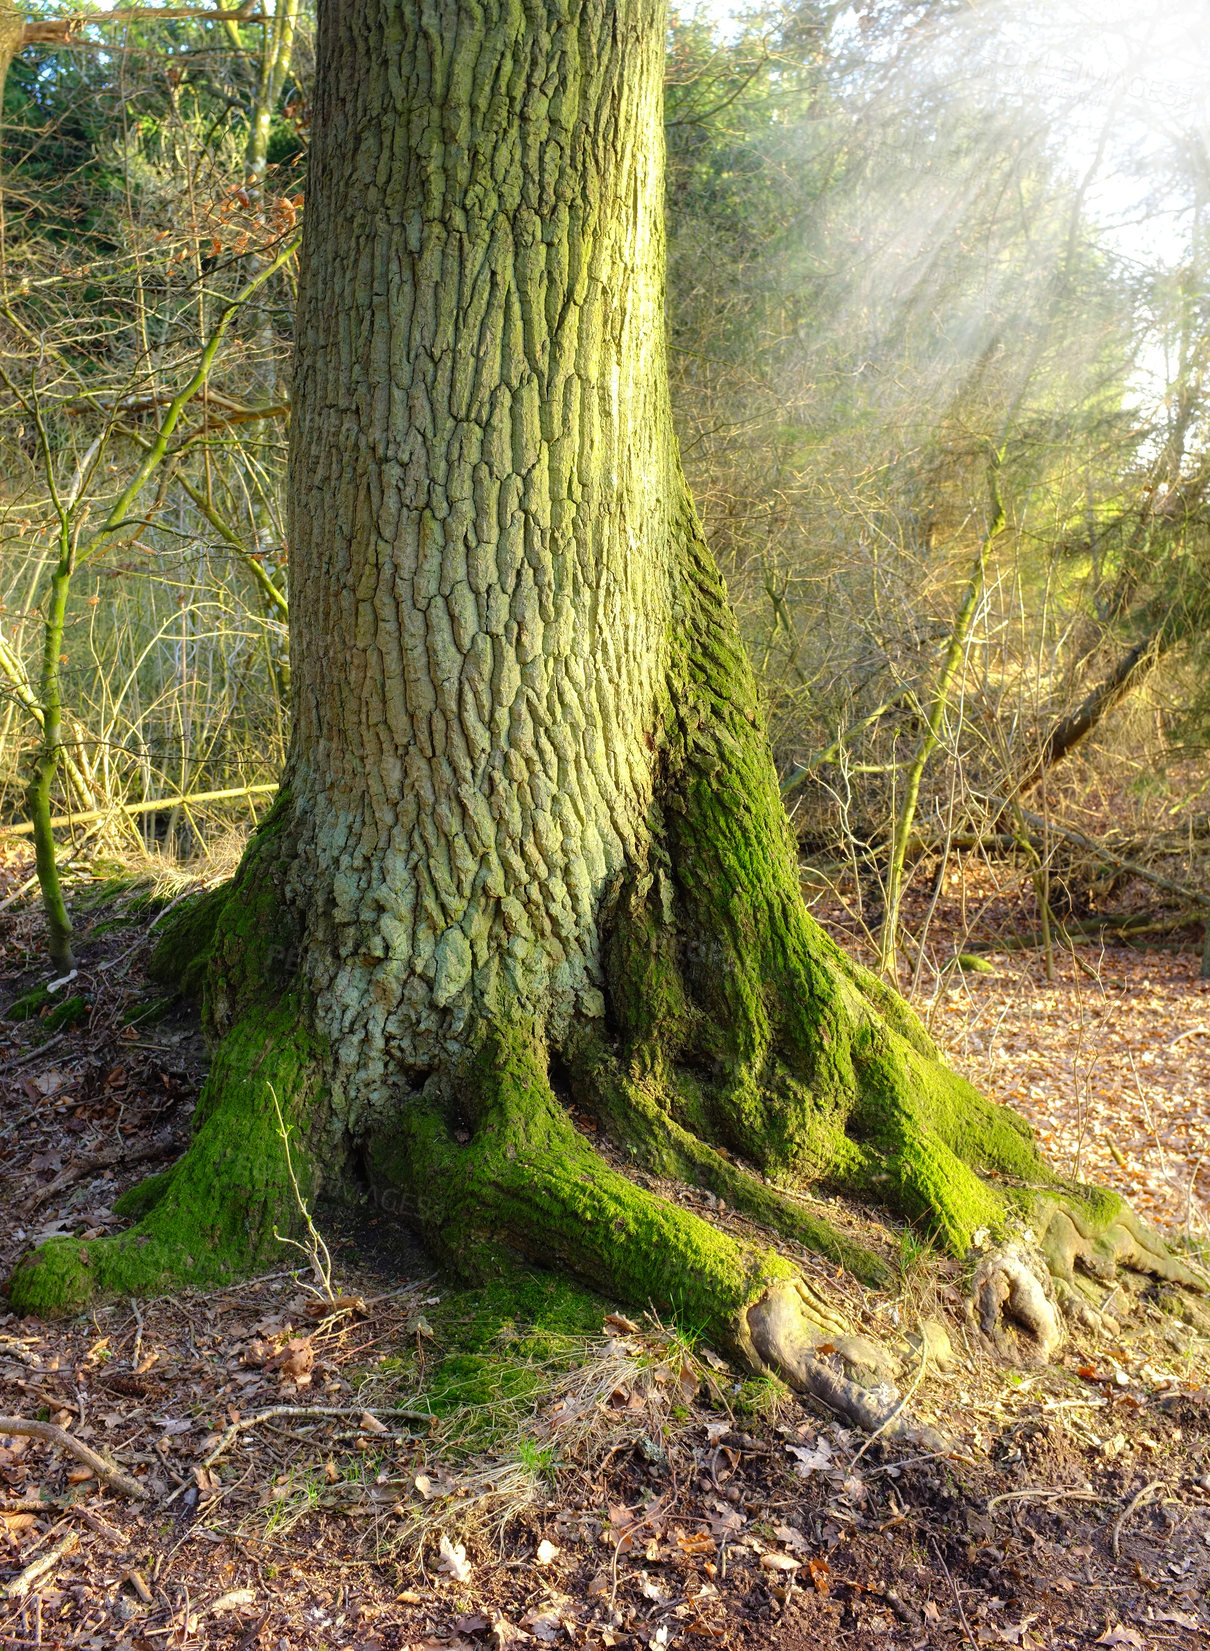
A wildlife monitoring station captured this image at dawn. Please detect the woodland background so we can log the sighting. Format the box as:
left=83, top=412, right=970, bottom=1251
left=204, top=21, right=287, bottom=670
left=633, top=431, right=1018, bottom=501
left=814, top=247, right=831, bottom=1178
left=2, top=0, right=1208, bottom=991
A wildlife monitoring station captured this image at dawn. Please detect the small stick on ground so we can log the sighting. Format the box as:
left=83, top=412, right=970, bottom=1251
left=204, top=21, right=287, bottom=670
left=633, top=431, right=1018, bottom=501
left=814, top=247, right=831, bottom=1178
left=6, top=1530, right=80, bottom=1599
left=0, top=1417, right=146, bottom=1499
left=160, top=1402, right=438, bottom=1505
left=931, top=1534, right=978, bottom=1651
left=1112, top=1479, right=1165, bottom=1559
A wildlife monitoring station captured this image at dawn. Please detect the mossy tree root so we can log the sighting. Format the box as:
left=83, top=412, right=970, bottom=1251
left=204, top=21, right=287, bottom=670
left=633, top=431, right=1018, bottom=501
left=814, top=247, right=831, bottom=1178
left=7, top=995, right=324, bottom=1316
left=363, top=1022, right=945, bottom=1441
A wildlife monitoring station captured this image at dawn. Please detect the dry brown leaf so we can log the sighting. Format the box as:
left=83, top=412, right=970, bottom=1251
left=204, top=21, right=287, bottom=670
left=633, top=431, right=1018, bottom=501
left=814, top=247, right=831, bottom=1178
left=759, top=1551, right=799, bottom=1572
left=437, top=1533, right=473, bottom=1583
left=209, top=1588, right=256, bottom=1615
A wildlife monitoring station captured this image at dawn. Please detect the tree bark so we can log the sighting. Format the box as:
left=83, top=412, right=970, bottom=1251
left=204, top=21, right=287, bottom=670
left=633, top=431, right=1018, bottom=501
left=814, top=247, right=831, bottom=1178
left=10, top=0, right=1199, bottom=1404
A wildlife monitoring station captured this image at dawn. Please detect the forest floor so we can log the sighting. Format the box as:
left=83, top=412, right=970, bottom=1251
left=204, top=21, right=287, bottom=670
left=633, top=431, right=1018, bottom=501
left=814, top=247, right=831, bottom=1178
left=0, top=850, right=1208, bottom=1651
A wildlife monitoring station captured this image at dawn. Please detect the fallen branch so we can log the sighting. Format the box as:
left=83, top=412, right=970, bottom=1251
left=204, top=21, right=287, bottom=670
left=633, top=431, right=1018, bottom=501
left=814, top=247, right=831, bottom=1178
left=25, top=1131, right=180, bottom=1214
left=0, top=782, right=277, bottom=838
left=0, top=1418, right=145, bottom=1499
left=1007, top=803, right=1207, bottom=911
left=967, top=910, right=1203, bottom=955
left=5, top=1529, right=79, bottom=1599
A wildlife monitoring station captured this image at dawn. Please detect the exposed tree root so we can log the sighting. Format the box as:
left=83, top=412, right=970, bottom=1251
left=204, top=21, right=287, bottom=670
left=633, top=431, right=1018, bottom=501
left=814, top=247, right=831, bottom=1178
left=971, top=1244, right=1064, bottom=1364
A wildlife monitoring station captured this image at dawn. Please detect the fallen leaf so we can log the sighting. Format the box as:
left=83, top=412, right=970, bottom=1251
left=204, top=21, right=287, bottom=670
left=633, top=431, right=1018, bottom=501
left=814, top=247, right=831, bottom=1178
left=603, top=1313, right=638, bottom=1334
left=760, top=1551, right=799, bottom=1572
left=488, top=1613, right=525, bottom=1648
left=807, top=1556, right=832, bottom=1596
left=786, top=1439, right=833, bottom=1475
left=438, top=1533, right=473, bottom=1583
left=271, top=1336, right=315, bottom=1382
left=209, top=1589, right=256, bottom=1615
left=677, top=1531, right=715, bottom=1556
left=454, top=1614, right=489, bottom=1635
left=773, top=1523, right=810, bottom=1553
left=1095, top=1628, right=1145, bottom=1648
left=358, top=1410, right=389, bottom=1434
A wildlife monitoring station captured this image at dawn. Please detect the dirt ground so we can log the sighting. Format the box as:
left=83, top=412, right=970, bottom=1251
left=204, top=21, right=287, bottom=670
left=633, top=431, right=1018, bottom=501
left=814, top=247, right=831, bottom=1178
left=1, top=854, right=1209, bottom=1651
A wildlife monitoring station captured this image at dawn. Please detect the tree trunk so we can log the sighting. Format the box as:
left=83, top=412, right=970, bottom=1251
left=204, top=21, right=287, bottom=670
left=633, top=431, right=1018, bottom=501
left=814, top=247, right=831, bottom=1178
left=10, top=0, right=1198, bottom=1405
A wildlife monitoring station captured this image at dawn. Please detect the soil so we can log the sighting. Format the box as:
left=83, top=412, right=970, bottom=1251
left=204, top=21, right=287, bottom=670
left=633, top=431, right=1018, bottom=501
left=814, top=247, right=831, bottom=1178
left=1, top=852, right=1208, bottom=1650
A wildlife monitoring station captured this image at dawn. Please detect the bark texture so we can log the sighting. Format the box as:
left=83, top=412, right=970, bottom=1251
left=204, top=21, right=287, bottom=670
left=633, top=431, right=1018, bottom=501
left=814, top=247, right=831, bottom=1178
left=10, top=0, right=1199, bottom=1412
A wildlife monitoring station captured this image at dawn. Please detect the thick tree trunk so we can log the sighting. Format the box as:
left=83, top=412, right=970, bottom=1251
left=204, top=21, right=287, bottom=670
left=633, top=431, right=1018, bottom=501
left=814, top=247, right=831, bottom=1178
left=11, top=0, right=1198, bottom=1408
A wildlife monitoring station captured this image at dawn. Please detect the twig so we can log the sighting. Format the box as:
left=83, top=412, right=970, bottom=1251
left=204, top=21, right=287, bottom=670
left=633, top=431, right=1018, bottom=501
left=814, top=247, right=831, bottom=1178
left=1112, top=1479, right=1165, bottom=1559
left=987, top=1486, right=1107, bottom=1512
left=0, top=1035, right=66, bottom=1082
left=24, top=1131, right=178, bottom=1213
left=71, top=1507, right=128, bottom=1549
left=930, top=1534, right=978, bottom=1651
left=0, top=1418, right=146, bottom=1499
left=130, top=1297, right=144, bottom=1375
left=5, top=1530, right=80, bottom=1599
left=160, top=1403, right=437, bottom=1503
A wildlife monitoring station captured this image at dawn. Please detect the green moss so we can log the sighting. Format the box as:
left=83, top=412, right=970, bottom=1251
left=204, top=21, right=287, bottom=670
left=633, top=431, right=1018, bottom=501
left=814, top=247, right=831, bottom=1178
left=43, top=994, right=88, bottom=1034
left=575, top=495, right=1076, bottom=1269
left=7, top=994, right=325, bottom=1316
left=148, top=885, right=230, bottom=1000
left=112, top=1167, right=176, bottom=1221
left=435, top=1271, right=606, bottom=1355
left=6, top=983, right=53, bottom=1022
left=5, top=984, right=89, bottom=1034
left=366, top=1022, right=796, bottom=1358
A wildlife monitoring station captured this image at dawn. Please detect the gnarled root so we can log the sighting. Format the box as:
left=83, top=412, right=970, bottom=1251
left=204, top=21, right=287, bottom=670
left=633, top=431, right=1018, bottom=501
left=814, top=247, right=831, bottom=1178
left=747, top=1279, right=948, bottom=1449
left=971, top=1195, right=1207, bottom=1360
left=970, top=1244, right=1063, bottom=1363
